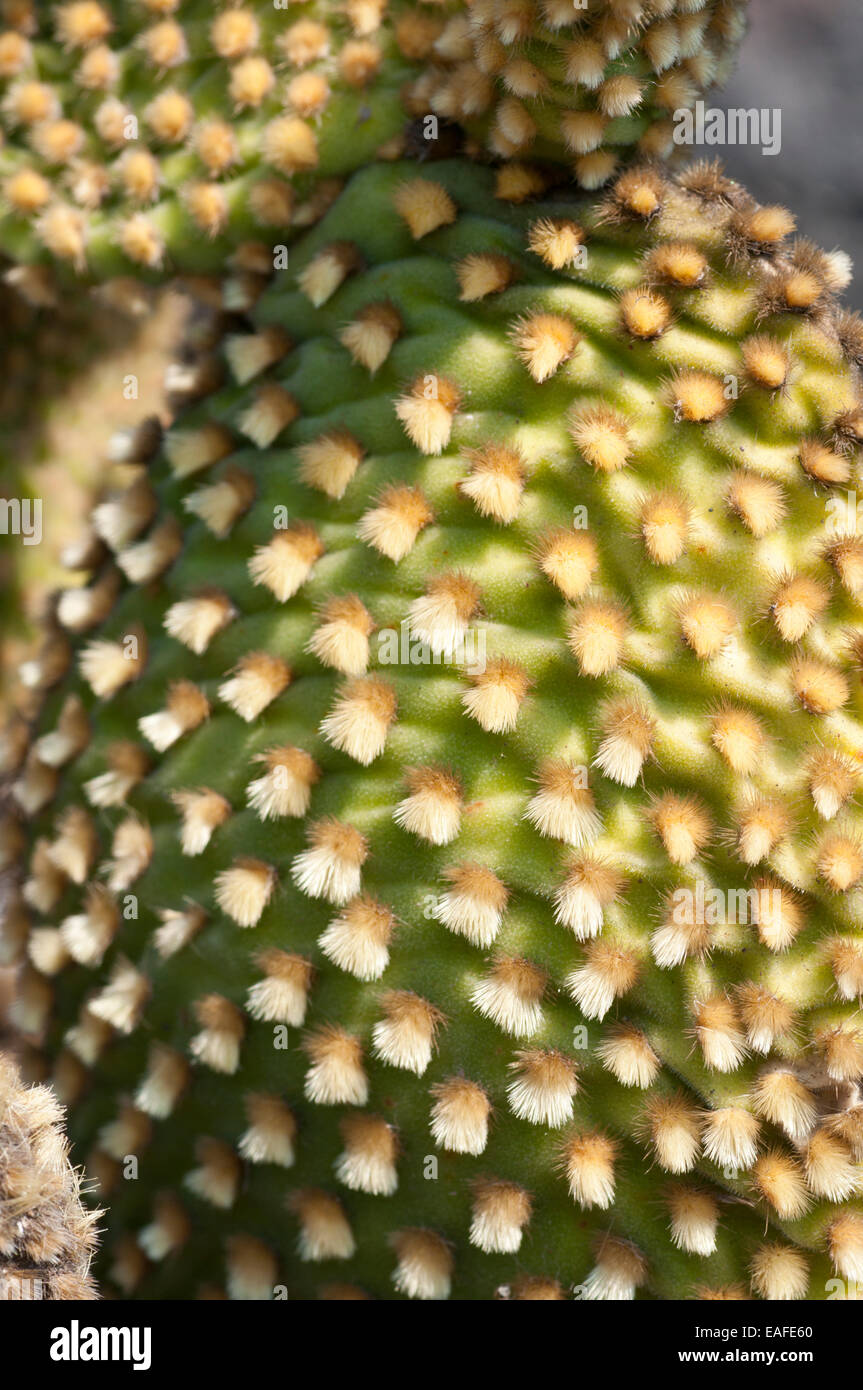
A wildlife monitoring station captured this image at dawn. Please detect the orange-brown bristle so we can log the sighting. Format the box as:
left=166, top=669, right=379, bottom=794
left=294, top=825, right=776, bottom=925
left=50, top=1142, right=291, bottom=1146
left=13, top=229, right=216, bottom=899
left=640, top=490, right=689, bottom=564
left=742, top=334, right=791, bottom=390
left=511, top=312, right=580, bottom=383
left=646, top=240, right=708, bottom=287
left=527, top=216, right=585, bottom=270
left=459, top=443, right=526, bottom=523
left=798, top=437, right=851, bottom=485
left=568, top=600, right=628, bottom=676
left=393, top=178, right=457, bottom=239
left=679, top=592, right=736, bottom=659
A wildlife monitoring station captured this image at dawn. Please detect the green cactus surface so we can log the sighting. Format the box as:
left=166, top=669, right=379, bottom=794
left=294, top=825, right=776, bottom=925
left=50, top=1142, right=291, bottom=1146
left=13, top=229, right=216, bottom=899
left=5, top=150, right=863, bottom=1300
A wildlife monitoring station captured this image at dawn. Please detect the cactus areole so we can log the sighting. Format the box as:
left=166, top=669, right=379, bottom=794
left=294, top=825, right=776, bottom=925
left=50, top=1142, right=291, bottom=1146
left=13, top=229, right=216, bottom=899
left=4, top=0, right=863, bottom=1305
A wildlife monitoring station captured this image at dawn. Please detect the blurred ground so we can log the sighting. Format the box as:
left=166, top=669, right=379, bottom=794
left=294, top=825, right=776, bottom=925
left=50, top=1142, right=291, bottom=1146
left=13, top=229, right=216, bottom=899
left=720, top=0, right=863, bottom=308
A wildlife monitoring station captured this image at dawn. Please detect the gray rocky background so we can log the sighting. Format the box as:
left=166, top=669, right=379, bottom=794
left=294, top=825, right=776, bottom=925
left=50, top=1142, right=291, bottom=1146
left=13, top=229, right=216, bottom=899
left=717, top=0, right=863, bottom=308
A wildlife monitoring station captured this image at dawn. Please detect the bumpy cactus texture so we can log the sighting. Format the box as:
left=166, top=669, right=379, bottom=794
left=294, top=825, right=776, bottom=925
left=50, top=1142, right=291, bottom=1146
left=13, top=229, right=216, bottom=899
left=0, top=1051, right=99, bottom=1297
left=5, top=144, right=863, bottom=1301
left=0, top=0, right=746, bottom=282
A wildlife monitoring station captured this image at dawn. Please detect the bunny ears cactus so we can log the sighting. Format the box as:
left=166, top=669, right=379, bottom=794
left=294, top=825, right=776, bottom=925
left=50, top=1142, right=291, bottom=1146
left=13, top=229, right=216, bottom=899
left=4, top=146, right=863, bottom=1298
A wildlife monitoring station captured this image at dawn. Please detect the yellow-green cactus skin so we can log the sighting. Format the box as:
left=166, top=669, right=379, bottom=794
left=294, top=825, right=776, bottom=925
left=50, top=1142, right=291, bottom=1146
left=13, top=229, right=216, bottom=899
left=4, top=0, right=863, bottom=1304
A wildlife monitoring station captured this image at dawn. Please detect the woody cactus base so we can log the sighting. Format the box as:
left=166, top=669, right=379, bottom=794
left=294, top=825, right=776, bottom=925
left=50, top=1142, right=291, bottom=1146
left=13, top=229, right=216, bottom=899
left=4, top=147, right=863, bottom=1300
